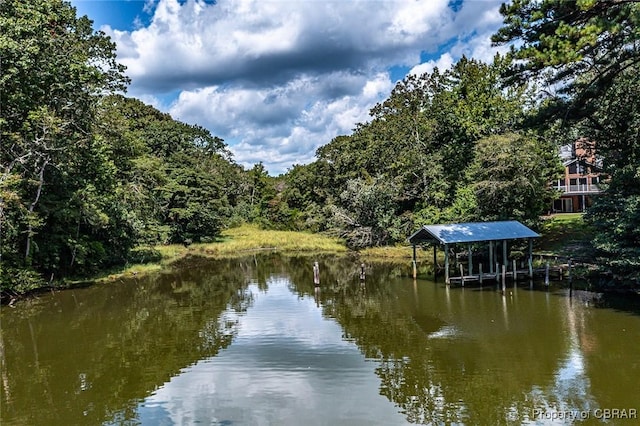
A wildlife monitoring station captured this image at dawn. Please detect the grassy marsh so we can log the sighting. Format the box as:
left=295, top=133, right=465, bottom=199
left=94, top=224, right=347, bottom=282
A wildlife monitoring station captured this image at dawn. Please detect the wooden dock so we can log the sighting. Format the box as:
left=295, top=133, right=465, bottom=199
left=447, top=262, right=570, bottom=286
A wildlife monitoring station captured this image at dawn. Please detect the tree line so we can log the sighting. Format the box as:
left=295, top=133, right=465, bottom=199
left=2, top=0, right=639, bottom=294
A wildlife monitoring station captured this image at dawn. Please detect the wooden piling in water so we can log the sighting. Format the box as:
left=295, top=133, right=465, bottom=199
left=360, top=263, right=366, bottom=281
left=313, top=261, right=320, bottom=286
left=544, top=262, right=550, bottom=287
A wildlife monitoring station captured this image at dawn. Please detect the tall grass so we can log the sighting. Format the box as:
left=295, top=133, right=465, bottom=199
left=195, top=224, right=347, bottom=256
left=95, top=224, right=346, bottom=282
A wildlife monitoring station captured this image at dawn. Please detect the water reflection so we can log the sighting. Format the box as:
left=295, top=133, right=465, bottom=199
left=1, top=254, right=639, bottom=425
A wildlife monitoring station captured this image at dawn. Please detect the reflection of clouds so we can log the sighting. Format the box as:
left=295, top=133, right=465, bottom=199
left=524, top=293, right=595, bottom=425
left=139, top=278, right=407, bottom=425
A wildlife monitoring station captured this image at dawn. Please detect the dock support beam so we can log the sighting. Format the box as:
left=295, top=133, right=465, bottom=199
left=528, top=238, right=533, bottom=278
left=412, top=245, right=417, bottom=279
left=433, top=244, right=437, bottom=276
left=489, top=241, right=494, bottom=274
left=444, top=243, right=450, bottom=285
left=468, top=244, right=473, bottom=276
left=502, top=240, right=508, bottom=272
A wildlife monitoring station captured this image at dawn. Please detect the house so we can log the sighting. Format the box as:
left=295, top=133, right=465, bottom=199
left=551, top=139, right=604, bottom=213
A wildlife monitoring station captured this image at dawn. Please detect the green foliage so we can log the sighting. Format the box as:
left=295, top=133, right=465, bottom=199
left=493, top=0, right=640, bottom=105
left=0, top=2, right=242, bottom=294
left=288, top=57, right=531, bottom=245
left=495, top=1, right=640, bottom=284
left=467, top=133, right=562, bottom=227
left=327, top=177, right=404, bottom=248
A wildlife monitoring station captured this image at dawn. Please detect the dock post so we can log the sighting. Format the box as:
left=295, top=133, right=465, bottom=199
left=527, top=238, right=533, bottom=276
left=459, top=264, right=464, bottom=286
left=468, top=244, right=473, bottom=276
left=412, top=245, right=417, bottom=279
left=568, top=258, right=573, bottom=295
left=433, top=244, right=437, bottom=276
left=313, top=261, right=320, bottom=286
left=544, top=262, right=550, bottom=287
left=489, top=241, right=494, bottom=274
left=502, top=240, right=508, bottom=275
left=501, top=265, right=506, bottom=294
left=512, top=259, right=517, bottom=282
left=444, top=244, right=450, bottom=285
left=360, top=263, right=366, bottom=281
left=479, top=263, right=483, bottom=285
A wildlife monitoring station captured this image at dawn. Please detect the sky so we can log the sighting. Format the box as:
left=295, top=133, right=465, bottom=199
left=71, top=0, right=508, bottom=175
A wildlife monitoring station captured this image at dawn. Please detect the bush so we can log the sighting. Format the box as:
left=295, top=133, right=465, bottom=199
left=128, top=247, right=163, bottom=264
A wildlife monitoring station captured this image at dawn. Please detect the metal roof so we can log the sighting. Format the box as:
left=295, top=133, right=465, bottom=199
left=408, top=221, right=540, bottom=245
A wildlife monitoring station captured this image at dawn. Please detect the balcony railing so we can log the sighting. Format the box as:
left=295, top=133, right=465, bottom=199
left=552, top=184, right=601, bottom=194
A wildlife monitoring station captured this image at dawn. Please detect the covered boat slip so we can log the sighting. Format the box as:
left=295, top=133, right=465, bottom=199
left=408, top=221, right=540, bottom=285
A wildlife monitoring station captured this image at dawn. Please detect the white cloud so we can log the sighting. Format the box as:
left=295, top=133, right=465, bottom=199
left=409, top=52, right=455, bottom=77
left=105, top=0, right=507, bottom=174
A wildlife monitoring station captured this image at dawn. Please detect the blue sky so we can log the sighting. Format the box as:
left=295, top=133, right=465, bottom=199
left=71, top=0, right=507, bottom=174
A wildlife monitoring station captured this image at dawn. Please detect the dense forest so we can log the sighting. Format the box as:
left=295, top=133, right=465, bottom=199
left=1, top=0, right=639, bottom=294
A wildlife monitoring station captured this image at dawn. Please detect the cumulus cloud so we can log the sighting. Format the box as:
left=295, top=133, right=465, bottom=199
left=105, top=0, right=506, bottom=174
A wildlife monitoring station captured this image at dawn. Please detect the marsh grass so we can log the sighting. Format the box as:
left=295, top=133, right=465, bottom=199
left=93, top=224, right=346, bottom=282
left=358, top=245, right=419, bottom=264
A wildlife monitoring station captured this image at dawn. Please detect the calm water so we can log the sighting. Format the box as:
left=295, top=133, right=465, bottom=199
left=1, top=254, right=639, bottom=425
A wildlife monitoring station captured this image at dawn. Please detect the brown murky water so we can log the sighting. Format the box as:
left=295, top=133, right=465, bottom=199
left=1, top=254, right=639, bottom=425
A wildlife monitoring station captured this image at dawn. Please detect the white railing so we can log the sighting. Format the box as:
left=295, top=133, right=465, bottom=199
left=552, top=184, right=601, bottom=193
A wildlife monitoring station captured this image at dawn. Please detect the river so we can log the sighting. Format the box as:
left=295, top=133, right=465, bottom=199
left=1, top=254, right=639, bottom=425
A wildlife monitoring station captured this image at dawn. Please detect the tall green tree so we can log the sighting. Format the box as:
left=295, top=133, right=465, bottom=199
left=466, top=133, right=562, bottom=227
left=309, top=57, right=528, bottom=242
left=1, top=0, right=131, bottom=285
left=494, top=0, right=640, bottom=283
left=493, top=0, right=640, bottom=116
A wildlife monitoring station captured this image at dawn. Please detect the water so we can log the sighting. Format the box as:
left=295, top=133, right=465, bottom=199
left=1, top=254, right=639, bottom=425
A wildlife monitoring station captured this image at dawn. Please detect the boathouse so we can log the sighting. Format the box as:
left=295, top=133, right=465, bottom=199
left=408, top=221, right=540, bottom=284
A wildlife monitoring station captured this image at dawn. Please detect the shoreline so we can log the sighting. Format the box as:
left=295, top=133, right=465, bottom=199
left=3, top=218, right=636, bottom=305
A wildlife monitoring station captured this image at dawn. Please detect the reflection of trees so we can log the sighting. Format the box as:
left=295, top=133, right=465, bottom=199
left=3, top=254, right=624, bottom=426
left=287, top=258, right=572, bottom=425
left=0, top=257, right=261, bottom=425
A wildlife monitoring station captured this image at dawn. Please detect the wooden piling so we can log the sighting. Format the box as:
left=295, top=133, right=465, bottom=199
left=459, top=264, right=464, bottom=286
left=489, top=241, right=494, bottom=274
left=501, top=265, right=506, bottom=294
left=512, top=259, right=517, bottom=282
left=544, top=262, right=550, bottom=287
left=479, top=263, right=483, bottom=285
left=360, top=263, right=366, bottom=281
left=412, top=245, right=417, bottom=279
left=313, top=261, right=320, bottom=286
left=444, top=244, right=450, bottom=285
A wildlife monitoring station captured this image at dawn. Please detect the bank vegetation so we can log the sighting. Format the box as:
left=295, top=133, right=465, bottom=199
left=2, top=0, right=639, bottom=301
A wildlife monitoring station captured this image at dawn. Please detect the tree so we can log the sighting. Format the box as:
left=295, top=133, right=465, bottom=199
left=494, top=0, right=640, bottom=283
left=466, top=133, right=562, bottom=227
left=493, top=0, right=640, bottom=117
left=582, top=70, right=640, bottom=283
left=1, top=0, right=131, bottom=284
left=327, top=177, right=404, bottom=248
left=307, top=57, right=528, bottom=244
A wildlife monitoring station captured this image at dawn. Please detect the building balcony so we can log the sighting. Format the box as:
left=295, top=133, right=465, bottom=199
left=552, top=184, right=602, bottom=194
